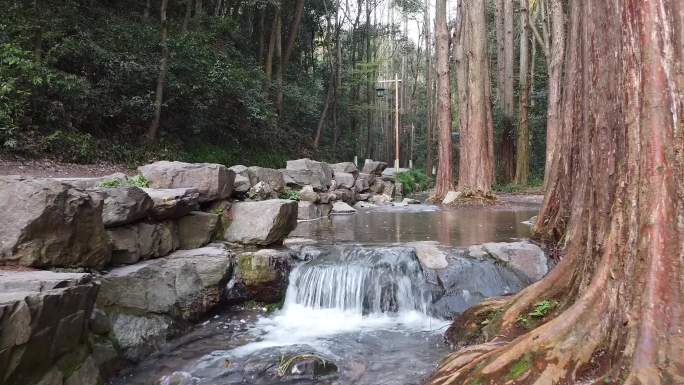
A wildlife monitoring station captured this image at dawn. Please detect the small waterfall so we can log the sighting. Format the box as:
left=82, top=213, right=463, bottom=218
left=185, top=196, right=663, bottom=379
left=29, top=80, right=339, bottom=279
left=283, top=246, right=432, bottom=316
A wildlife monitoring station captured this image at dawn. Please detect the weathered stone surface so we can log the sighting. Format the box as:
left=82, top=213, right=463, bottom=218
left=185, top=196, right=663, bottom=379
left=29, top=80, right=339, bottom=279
left=353, top=201, right=376, bottom=209
left=56, top=173, right=128, bottom=190
left=369, top=179, right=385, bottom=194
left=369, top=194, right=392, bottom=205
left=0, top=176, right=110, bottom=268
left=355, top=193, right=370, bottom=201
left=226, top=249, right=293, bottom=303
left=0, top=270, right=99, bottom=385
left=333, top=172, right=356, bottom=189
left=177, top=211, right=219, bottom=250
left=106, top=221, right=179, bottom=265
left=381, top=167, right=409, bottom=177
left=138, top=161, right=235, bottom=202
left=361, top=159, right=387, bottom=175
left=406, top=241, right=448, bottom=269
left=143, top=188, right=200, bottom=220
left=89, top=187, right=153, bottom=227
left=382, top=181, right=395, bottom=197
left=247, top=167, right=284, bottom=192
left=228, top=165, right=250, bottom=194
left=89, top=308, right=111, bottom=335
left=331, top=201, right=357, bottom=215
left=284, top=159, right=333, bottom=190
left=64, top=355, right=102, bottom=385
left=299, top=185, right=320, bottom=203
left=97, top=245, right=235, bottom=361
left=402, top=198, right=420, bottom=204
left=331, top=188, right=354, bottom=203
left=478, top=242, right=548, bottom=282
left=442, top=190, right=462, bottom=205
left=353, top=174, right=371, bottom=192
left=318, top=192, right=335, bottom=204
left=297, top=202, right=331, bottom=221
left=247, top=181, right=277, bottom=201
left=224, top=200, right=298, bottom=245
left=331, top=162, right=359, bottom=176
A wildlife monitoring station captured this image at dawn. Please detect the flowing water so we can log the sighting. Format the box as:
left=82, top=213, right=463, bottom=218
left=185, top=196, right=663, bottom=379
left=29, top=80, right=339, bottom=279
left=113, top=196, right=541, bottom=385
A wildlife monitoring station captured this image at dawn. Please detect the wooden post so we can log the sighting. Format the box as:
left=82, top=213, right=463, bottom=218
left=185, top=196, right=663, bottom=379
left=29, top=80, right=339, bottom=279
left=394, top=72, right=400, bottom=172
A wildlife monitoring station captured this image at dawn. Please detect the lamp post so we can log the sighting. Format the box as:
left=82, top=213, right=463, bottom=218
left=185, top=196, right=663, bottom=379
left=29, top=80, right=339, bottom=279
left=376, top=73, right=402, bottom=173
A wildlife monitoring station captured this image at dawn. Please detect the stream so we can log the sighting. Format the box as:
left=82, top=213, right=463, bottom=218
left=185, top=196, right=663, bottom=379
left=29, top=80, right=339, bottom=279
left=112, top=196, right=540, bottom=385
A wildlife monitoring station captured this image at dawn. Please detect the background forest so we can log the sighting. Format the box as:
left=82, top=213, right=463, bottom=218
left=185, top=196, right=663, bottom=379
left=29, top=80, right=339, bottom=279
left=1, top=0, right=550, bottom=187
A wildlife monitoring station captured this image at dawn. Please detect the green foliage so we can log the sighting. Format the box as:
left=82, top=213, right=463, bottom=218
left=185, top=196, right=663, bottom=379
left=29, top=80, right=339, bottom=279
left=98, top=179, right=122, bottom=188
left=396, top=169, right=432, bottom=194
left=517, top=299, right=559, bottom=329
left=506, top=353, right=532, bottom=381
left=279, top=190, right=301, bottom=201
left=127, top=174, right=150, bottom=188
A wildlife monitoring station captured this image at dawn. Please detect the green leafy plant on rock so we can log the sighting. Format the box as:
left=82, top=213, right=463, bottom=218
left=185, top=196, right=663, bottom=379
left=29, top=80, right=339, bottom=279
left=517, top=299, right=559, bottom=329
left=279, top=190, right=300, bottom=201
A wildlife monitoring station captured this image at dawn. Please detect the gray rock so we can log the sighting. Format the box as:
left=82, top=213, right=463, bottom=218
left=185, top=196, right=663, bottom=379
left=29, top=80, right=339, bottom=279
left=247, top=167, right=285, bottom=192
left=369, top=194, right=392, bottom=205
left=355, top=193, right=370, bottom=201
left=0, top=270, right=99, bottom=385
left=138, top=161, right=235, bottom=202
left=353, top=174, right=371, bottom=192
left=108, top=312, right=172, bottom=362
left=402, top=198, right=420, bottom=204
left=177, top=211, right=219, bottom=250
left=0, top=176, right=110, bottom=268
left=228, top=165, right=248, bottom=177
left=228, top=165, right=250, bottom=194
left=89, top=308, right=111, bottom=335
left=331, top=188, right=354, bottom=203
left=318, top=192, right=335, bottom=204
left=331, top=201, right=357, bottom=215
left=106, top=221, right=179, bottom=265
left=406, top=241, right=448, bottom=269
left=381, top=167, right=409, bottom=177
left=297, top=202, right=331, bottom=221
left=442, top=191, right=462, bottom=205
left=478, top=242, right=548, bottom=282
left=282, top=237, right=318, bottom=252
left=56, top=173, right=128, bottom=190
left=89, top=186, right=153, bottom=227
left=369, top=179, right=385, bottom=194
left=247, top=181, right=277, bottom=200
left=228, top=249, right=293, bottom=303
left=331, top=162, right=359, bottom=176
left=353, top=201, right=376, bottom=209
left=299, top=185, right=320, bottom=203
left=382, top=181, right=395, bottom=197
left=64, top=355, right=102, bottom=385
left=361, top=159, right=388, bottom=175
left=224, top=200, right=298, bottom=245
left=284, top=159, right=333, bottom=190
left=90, top=336, right=121, bottom=378
left=333, top=172, right=356, bottom=189
left=143, top=188, right=200, bottom=220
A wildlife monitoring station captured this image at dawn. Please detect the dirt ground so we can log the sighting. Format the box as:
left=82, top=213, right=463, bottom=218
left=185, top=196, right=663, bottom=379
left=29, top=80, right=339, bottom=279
left=0, top=157, right=133, bottom=178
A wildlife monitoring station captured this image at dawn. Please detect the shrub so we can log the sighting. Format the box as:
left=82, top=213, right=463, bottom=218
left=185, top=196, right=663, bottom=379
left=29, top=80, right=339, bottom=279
left=396, top=169, right=432, bottom=194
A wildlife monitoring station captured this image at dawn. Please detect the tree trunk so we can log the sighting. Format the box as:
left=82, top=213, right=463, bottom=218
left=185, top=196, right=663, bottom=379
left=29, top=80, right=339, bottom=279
left=144, top=0, right=151, bottom=19
left=258, top=8, right=266, bottom=65
left=424, top=0, right=433, bottom=176
left=264, top=7, right=279, bottom=94
left=432, top=0, right=454, bottom=199
left=365, top=0, right=374, bottom=159
left=429, top=0, right=683, bottom=383
left=454, top=0, right=495, bottom=198
left=274, top=10, right=283, bottom=115
left=182, top=0, right=193, bottom=34
left=282, top=0, right=305, bottom=70
left=147, top=0, right=169, bottom=143
left=514, top=0, right=530, bottom=184
left=543, top=0, right=565, bottom=189
left=497, top=0, right=516, bottom=183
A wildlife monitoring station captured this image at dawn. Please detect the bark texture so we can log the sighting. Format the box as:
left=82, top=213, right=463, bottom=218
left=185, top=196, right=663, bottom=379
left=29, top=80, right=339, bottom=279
left=496, top=0, right=516, bottom=183
left=454, top=0, right=495, bottom=197
left=514, top=0, right=531, bottom=184
left=147, top=0, right=169, bottom=142
left=424, top=0, right=434, bottom=176
left=428, top=0, right=683, bottom=384
left=543, top=0, right=565, bottom=189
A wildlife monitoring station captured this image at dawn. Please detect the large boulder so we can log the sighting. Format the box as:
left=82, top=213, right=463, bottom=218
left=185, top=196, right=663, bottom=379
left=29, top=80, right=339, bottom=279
left=381, top=167, right=409, bottom=178
left=331, top=162, right=359, bottom=176
left=142, top=188, right=200, bottom=220
left=56, top=173, right=128, bottom=190
left=177, top=211, right=219, bottom=249
left=299, top=185, right=320, bottom=203
left=333, top=172, right=356, bottom=189
left=331, top=188, right=354, bottom=203
left=0, top=176, right=110, bottom=268
left=354, top=174, right=372, bottom=192
left=106, top=221, right=179, bottom=265
left=284, top=159, right=333, bottom=190
left=475, top=242, right=548, bottom=282
left=361, top=159, right=387, bottom=175
left=89, top=187, right=153, bottom=227
left=247, top=167, right=285, bottom=192
left=224, top=200, right=298, bottom=245
left=97, top=245, right=234, bottom=361
left=297, top=202, right=332, bottom=221
left=228, top=165, right=251, bottom=194
left=0, top=270, right=101, bottom=385
left=369, top=179, right=385, bottom=194
left=138, top=161, right=235, bottom=202
left=331, top=201, right=357, bottom=215
left=226, top=249, right=293, bottom=304
left=247, top=181, right=278, bottom=201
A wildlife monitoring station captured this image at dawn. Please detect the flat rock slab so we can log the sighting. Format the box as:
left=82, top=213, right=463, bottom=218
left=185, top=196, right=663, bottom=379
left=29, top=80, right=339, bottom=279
left=107, top=221, right=179, bottom=265
left=138, top=161, right=235, bottom=202
left=224, top=199, right=298, bottom=245
left=143, top=187, right=200, bottom=219
left=284, top=159, right=333, bottom=191
left=331, top=201, right=357, bottom=215
left=247, top=167, right=284, bottom=192
left=177, top=211, right=219, bottom=249
left=331, top=162, right=359, bottom=176
left=361, top=159, right=387, bottom=175
left=479, top=241, right=548, bottom=282
left=56, top=172, right=128, bottom=190
left=406, top=241, right=449, bottom=269
left=0, top=176, right=110, bottom=269
left=90, top=186, right=153, bottom=227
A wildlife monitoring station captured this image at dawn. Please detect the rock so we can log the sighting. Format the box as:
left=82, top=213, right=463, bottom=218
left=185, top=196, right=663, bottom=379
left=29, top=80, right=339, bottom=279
left=89, top=308, right=111, bottom=335
left=354, top=201, right=376, bottom=209
left=97, top=245, right=235, bottom=361
left=228, top=249, right=293, bottom=303
left=369, top=179, right=385, bottom=194
left=64, top=355, right=102, bottom=385
left=353, top=175, right=371, bottom=192
left=283, top=237, right=318, bottom=252
left=382, top=181, right=395, bottom=197
left=297, top=202, right=332, bottom=221
left=247, top=167, right=284, bottom=192
left=361, top=159, right=387, bottom=175
left=442, top=190, right=462, bottom=205
left=331, top=188, right=354, bottom=203
left=159, top=372, right=199, bottom=385
left=331, top=162, right=359, bottom=176
left=331, top=201, right=357, bottom=215
left=284, top=159, right=333, bottom=190
left=224, top=200, right=298, bottom=245
left=247, top=181, right=277, bottom=200
left=369, top=194, right=392, bottom=205
left=56, top=173, right=129, bottom=190
left=318, top=192, right=335, bottom=204
left=333, top=172, right=356, bottom=189
left=299, top=185, right=320, bottom=203
left=0, top=176, right=110, bottom=268
left=107, top=221, right=179, bottom=265
left=279, top=353, right=338, bottom=378
left=143, top=188, right=200, bottom=220
left=89, top=336, right=121, bottom=379
left=381, top=167, right=409, bottom=177
left=402, top=198, right=420, bottom=204
left=177, top=211, right=219, bottom=249
left=0, top=270, right=99, bottom=385
left=479, top=242, right=548, bottom=282
left=228, top=165, right=248, bottom=177
left=89, top=186, right=153, bottom=227
left=407, top=241, right=448, bottom=269
left=138, top=161, right=235, bottom=202
left=228, top=165, right=250, bottom=194
left=355, top=193, right=370, bottom=201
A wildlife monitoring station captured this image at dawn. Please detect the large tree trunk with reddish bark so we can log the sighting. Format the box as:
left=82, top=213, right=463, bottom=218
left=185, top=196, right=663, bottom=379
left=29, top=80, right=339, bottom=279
left=496, top=0, right=516, bottom=183
left=454, top=0, right=495, bottom=199
left=514, top=0, right=531, bottom=184
left=428, top=1, right=683, bottom=384
left=431, top=0, right=454, bottom=200
left=543, top=0, right=565, bottom=189
left=424, top=0, right=434, bottom=177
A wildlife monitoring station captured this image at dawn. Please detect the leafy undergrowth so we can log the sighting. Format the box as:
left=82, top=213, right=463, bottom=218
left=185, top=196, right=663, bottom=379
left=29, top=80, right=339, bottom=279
left=516, top=299, right=560, bottom=329
left=396, top=169, right=432, bottom=194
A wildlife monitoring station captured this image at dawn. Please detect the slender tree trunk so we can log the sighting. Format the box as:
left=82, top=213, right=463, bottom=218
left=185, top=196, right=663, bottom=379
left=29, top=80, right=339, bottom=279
left=543, top=0, right=565, bottom=189
left=429, top=1, right=683, bottom=384
left=314, top=80, right=334, bottom=149
left=432, top=0, right=454, bottom=200
left=258, top=8, right=266, bottom=65
left=274, top=10, right=283, bottom=115
left=365, top=0, right=373, bottom=159
left=144, top=0, right=151, bottom=19
left=514, top=0, right=530, bottom=184
left=282, top=0, right=305, bottom=70
left=182, top=0, right=193, bottom=34
left=264, top=7, right=279, bottom=94
left=424, top=0, right=433, bottom=176
left=147, top=0, right=169, bottom=143
left=497, top=0, right=516, bottom=182
left=454, top=0, right=495, bottom=197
